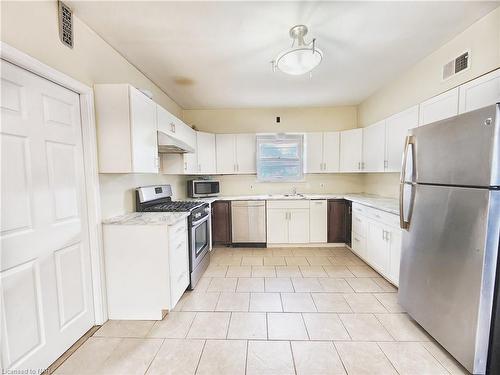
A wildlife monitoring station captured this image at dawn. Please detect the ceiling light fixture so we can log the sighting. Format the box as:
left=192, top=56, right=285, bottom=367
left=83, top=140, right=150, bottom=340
left=272, top=24, right=323, bottom=76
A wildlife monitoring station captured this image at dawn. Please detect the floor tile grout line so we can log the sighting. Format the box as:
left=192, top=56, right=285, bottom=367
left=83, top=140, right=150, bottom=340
left=332, top=341, right=350, bottom=375
left=419, top=342, right=455, bottom=375
left=376, top=341, right=403, bottom=375
left=143, top=337, right=165, bottom=375
left=337, top=313, right=353, bottom=340
left=289, top=340, right=298, bottom=375
left=300, top=313, right=311, bottom=340
left=193, top=339, right=207, bottom=374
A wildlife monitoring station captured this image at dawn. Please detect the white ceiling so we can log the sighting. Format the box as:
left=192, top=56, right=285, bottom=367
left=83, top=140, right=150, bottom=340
left=70, top=1, right=498, bottom=109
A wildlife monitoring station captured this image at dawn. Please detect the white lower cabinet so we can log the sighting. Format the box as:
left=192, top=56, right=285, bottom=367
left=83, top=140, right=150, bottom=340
left=309, top=200, right=327, bottom=243
left=350, top=203, right=401, bottom=286
left=267, top=200, right=310, bottom=244
left=103, top=218, right=189, bottom=320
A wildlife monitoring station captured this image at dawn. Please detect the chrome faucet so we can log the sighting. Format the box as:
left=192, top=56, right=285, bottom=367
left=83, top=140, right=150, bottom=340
left=292, top=186, right=297, bottom=195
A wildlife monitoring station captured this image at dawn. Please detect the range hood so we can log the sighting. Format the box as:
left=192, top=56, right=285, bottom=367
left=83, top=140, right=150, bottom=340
left=157, top=130, right=195, bottom=154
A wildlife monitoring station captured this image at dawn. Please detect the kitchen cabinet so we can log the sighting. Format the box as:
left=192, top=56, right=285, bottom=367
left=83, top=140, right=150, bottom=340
left=310, top=200, right=327, bottom=243
left=215, top=133, right=256, bottom=174
left=339, top=128, right=363, bottom=172
left=327, top=199, right=346, bottom=243
left=305, top=132, right=340, bottom=173
left=95, top=84, right=158, bottom=173
left=211, top=201, right=231, bottom=245
left=349, top=202, right=401, bottom=286
left=459, top=69, right=500, bottom=114
left=267, top=200, right=309, bottom=244
left=196, top=131, right=216, bottom=174
left=168, top=220, right=190, bottom=307
left=385, top=105, right=419, bottom=172
left=362, top=121, right=386, bottom=172
left=103, top=218, right=189, bottom=319
left=419, top=87, right=459, bottom=126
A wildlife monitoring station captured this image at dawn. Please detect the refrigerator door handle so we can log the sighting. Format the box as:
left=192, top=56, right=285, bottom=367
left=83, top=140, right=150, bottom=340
left=400, top=135, right=416, bottom=230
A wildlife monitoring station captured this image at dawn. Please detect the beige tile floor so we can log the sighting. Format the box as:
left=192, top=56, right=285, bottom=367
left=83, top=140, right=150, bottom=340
left=56, top=246, right=470, bottom=375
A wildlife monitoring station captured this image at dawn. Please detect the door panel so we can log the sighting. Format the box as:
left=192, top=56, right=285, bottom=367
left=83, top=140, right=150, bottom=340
left=310, top=200, right=327, bottom=243
left=288, top=209, right=309, bottom=243
left=305, top=132, right=323, bottom=173
left=419, top=87, right=459, bottom=126
left=327, top=200, right=346, bottom=243
left=129, top=86, right=158, bottom=173
left=236, top=134, right=256, bottom=174
left=267, top=209, right=288, bottom=243
left=363, top=121, right=385, bottom=172
left=399, top=184, right=492, bottom=373
left=1, top=60, right=94, bottom=371
left=367, top=220, right=389, bottom=274
left=385, top=105, right=419, bottom=172
left=211, top=201, right=231, bottom=245
left=323, top=132, right=340, bottom=172
left=216, top=134, right=236, bottom=174
left=340, top=128, right=362, bottom=172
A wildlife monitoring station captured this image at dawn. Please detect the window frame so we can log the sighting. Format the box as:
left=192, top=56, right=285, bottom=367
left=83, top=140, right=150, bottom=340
left=256, top=133, right=305, bottom=182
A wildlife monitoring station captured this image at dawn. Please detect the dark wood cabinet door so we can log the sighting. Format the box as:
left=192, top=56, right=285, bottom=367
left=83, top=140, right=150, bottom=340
left=328, top=199, right=347, bottom=243
left=212, top=201, right=231, bottom=245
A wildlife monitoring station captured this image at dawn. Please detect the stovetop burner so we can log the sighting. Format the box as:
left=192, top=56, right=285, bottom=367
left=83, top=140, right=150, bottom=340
left=142, top=200, right=203, bottom=212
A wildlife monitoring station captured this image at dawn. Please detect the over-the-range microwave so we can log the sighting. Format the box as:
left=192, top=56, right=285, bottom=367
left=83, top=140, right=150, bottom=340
left=187, top=179, right=220, bottom=198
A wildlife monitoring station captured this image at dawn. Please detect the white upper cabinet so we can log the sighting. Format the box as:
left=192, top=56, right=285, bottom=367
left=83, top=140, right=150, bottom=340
left=95, top=84, right=158, bottom=173
left=196, top=131, right=216, bottom=174
left=305, top=132, right=340, bottom=173
left=385, top=105, right=419, bottom=172
left=362, top=121, right=386, bottom=172
left=156, top=104, right=177, bottom=137
left=459, top=69, right=500, bottom=114
left=340, top=128, right=363, bottom=172
left=235, top=134, right=256, bottom=173
left=215, top=134, right=236, bottom=174
left=215, top=133, right=256, bottom=174
left=419, top=87, right=459, bottom=126
left=305, top=133, right=324, bottom=173
left=323, top=132, right=340, bottom=172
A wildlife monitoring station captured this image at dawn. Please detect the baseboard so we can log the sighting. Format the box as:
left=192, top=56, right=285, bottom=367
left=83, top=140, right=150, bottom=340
left=267, top=243, right=346, bottom=248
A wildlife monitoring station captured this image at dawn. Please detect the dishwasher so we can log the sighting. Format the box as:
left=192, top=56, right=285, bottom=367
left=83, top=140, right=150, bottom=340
left=231, top=201, right=266, bottom=246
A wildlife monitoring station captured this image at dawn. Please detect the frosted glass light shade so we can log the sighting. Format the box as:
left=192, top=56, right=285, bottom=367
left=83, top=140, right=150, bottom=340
left=276, top=47, right=323, bottom=75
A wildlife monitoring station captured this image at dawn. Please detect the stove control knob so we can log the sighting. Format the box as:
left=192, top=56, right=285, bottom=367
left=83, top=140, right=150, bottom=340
left=195, top=213, right=201, bottom=218
left=204, top=207, right=211, bottom=214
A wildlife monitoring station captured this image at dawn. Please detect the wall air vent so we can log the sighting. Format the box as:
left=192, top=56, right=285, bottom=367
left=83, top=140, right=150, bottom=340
left=58, top=1, right=73, bottom=48
left=442, top=51, right=470, bottom=80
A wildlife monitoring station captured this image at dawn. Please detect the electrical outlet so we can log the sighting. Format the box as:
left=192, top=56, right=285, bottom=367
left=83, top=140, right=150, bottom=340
left=250, top=184, right=254, bottom=190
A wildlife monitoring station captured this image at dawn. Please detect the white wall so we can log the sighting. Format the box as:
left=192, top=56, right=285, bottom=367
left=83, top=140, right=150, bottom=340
left=183, top=106, right=357, bottom=133
left=215, top=174, right=364, bottom=196
left=1, top=0, right=187, bottom=217
left=359, top=6, right=500, bottom=127
left=359, top=7, right=500, bottom=197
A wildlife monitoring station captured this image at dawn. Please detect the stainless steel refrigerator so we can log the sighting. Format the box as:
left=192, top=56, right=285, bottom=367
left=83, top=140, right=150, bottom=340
left=398, top=103, right=500, bottom=375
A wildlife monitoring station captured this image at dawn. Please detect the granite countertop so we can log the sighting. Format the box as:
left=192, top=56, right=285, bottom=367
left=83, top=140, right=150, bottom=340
left=102, top=212, right=190, bottom=225
left=343, top=194, right=399, bottom=215
left=199, top=193, right=399, bottom=215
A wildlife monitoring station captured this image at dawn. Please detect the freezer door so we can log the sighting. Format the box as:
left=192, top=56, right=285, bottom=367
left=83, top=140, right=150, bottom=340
left=399, top=185, right=499, bottom=374
left=409, top=103, right=499, bottom=187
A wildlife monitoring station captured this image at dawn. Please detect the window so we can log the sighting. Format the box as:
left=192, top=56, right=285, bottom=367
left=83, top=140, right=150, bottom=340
left=256, top=134, right=304, bottom=182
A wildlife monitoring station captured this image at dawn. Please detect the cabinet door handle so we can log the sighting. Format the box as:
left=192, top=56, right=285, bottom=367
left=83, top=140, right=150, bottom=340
left=184, top=161, right=187, bottom=171
left=358, top=162, right=361, bottom=170
left=384, top=160, right=388, bottom=169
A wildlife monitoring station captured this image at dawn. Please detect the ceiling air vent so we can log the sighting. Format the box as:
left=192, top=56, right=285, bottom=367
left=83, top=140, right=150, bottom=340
left=442, top=51, right=469, bottom=80
left=58, top=1, right=73, bottom=49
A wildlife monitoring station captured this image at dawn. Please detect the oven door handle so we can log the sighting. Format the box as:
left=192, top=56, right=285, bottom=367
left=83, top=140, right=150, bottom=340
left=191, top=215, right=209, bottom=227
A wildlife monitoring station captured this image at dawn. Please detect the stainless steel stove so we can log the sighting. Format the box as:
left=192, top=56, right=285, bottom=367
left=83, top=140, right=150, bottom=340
left=135, top=185, right=210, bottom=289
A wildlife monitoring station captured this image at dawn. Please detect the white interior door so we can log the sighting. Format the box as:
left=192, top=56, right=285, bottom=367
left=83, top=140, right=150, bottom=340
left=1, top=60, right=94, bottom=371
